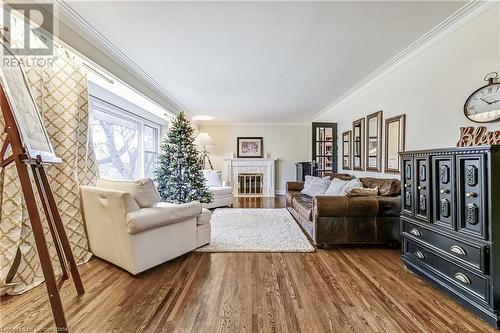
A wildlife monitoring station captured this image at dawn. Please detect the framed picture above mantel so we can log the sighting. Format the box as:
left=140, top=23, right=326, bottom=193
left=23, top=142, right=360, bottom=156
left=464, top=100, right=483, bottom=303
left=237, top=137, right=263, bottom=158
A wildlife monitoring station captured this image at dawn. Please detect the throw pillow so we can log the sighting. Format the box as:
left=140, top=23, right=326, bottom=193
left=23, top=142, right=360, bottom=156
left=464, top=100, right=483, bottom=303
left=301, top=176, right=331, bottom=197
left=324, top=178, right=348, bottom=196
left=329, top=173, right=354, bottom=181
left=346, top=186, right=379, bottom=197
left=339, top=178, right=363, bottom=196
left=360, top=177, right=400, bottom=196
left=203, top=170, right=222, bottom=187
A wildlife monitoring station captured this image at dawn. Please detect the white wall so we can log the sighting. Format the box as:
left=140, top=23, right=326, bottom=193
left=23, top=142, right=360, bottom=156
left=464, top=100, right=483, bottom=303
left=316, top=4, right=500, bottom=179
left=198, top=124, right=310, bottom=194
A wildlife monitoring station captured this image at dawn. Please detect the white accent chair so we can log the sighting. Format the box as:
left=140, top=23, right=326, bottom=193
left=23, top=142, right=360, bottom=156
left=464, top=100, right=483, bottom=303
left=80, top=178, right=211, bottom=275
left=202, top=170, right=234, bottom=209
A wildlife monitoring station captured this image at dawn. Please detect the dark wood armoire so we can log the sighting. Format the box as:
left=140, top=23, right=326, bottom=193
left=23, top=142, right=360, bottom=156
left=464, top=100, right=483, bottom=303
left=400, top=145, right=500, bottom=328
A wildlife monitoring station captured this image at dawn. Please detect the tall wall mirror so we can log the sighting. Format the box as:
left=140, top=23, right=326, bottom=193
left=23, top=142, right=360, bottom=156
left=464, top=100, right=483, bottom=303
left=385, top=114, right=406, bottom=173
left=352, top=118, right=365, bottom=171
left=342, top=130, right=352, bottom=170
left=366, top=110, right=383, bottom=172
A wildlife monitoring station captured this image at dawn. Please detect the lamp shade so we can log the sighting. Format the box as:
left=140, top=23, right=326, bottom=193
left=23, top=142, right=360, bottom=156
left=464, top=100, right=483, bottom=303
left=194, top=132, right=215, bottom=147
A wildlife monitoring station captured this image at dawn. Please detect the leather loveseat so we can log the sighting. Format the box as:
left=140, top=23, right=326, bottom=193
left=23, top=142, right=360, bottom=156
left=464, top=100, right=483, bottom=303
left=286, top=174, right=401, bottom=247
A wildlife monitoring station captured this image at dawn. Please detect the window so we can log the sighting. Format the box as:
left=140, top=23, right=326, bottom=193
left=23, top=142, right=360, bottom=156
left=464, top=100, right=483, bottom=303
left=91, top=98, right=161, bottom=180
left=144, top=125, right=159, bottom=178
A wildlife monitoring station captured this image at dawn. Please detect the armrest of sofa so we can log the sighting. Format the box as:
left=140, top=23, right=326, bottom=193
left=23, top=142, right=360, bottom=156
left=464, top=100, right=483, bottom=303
left=126, top=201, right=202, bottom=234
left=286, top=181, right=304, bottom=192
left=313, top=196, right=400, bottom=217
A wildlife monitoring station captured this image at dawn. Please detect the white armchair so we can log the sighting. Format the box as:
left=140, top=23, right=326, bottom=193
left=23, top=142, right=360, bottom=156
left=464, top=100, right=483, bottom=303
left=80, top=178, right=211, bottom=275
left=202, top=170, right=234, bottom=209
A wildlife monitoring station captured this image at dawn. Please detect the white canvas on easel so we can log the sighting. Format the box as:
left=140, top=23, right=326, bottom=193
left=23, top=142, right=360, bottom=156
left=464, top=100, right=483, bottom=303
left=0, top=42, right=60, bottom=163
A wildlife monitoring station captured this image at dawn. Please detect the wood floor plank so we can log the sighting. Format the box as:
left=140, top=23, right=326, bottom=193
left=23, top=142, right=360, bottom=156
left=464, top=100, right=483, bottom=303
left=1, top=197, right=497, bottom=333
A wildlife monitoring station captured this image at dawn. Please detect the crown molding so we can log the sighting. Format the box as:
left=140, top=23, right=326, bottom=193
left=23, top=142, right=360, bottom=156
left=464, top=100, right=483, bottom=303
left=313, top=0, right=499, bottom=121
left=197, top=121, right=310, bottom=127
left=54, top=0, right=188, bottom=114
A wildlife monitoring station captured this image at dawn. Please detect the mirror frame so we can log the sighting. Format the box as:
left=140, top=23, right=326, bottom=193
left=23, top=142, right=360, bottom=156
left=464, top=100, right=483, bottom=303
left=352, top=117, right=365, bottom=171
left=384, top=114, right=406, bottom=174
left=342, top=130, right=352, bottom=170
left=365, top=110, right=383, bottom=172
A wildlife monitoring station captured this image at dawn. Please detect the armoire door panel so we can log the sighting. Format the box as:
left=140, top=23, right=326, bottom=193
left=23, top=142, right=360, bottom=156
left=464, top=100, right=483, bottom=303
left=456, top=155, right=487, bottom=239
left=415, top=157, right=430, bottom=223
left=432, top=157, right=455, bottom=230
left=402, top=157, right=414, bottom=217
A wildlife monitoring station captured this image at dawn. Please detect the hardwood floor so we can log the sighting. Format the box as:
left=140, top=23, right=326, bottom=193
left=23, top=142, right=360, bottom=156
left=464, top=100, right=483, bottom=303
left=232, top=196, right=286, bottom=208
left=1, top=197, right=495, bottom=333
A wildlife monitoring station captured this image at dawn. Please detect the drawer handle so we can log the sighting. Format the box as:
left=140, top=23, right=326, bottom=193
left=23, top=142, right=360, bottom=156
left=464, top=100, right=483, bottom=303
left=414, top=251, right=425, bottom=259
left=409, top=228, right=422, bottom=236
left=465, top=192, right=476, bottom=198
left=450, top=245, right=466, bottom=256
left=418, top=185, right=426, bottom=190
left=404, top=184, right=411, bottom=188
left=454, top=272, right=471, bottom=285
left=440, top=189, right=449, bottom=194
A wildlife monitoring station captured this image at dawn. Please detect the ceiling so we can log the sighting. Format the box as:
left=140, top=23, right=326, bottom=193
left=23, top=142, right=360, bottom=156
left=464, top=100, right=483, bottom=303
left=65, top=1, right=465, bottom=123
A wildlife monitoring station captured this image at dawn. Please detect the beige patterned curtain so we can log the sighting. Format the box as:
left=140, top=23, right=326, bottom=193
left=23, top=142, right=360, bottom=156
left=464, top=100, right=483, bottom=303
left=0, top=46, right=98, bottom=294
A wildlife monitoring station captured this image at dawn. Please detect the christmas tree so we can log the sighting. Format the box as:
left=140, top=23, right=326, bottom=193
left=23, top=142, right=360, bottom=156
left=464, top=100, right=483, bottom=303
left=155, top=112, right=213, bottom=204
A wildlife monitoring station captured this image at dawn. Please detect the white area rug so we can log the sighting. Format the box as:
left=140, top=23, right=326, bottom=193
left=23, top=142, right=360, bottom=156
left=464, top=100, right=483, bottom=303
left=195, top=208, right=314, bottom=253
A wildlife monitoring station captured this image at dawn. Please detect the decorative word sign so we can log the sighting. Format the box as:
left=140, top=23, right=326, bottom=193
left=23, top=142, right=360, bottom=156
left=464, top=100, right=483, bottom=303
left=457, top=127, right=500, bottom=147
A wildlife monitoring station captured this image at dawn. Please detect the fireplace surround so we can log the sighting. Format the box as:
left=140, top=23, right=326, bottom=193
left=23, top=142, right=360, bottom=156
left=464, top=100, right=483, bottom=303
left=224, top=158, right=276, bottom=197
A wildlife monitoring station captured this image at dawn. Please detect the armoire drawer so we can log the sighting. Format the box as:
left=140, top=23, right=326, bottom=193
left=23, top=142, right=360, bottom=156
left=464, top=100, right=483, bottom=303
left=403, top=239, right=490, bottom=304
left=402, top=220, right=488, bottom=273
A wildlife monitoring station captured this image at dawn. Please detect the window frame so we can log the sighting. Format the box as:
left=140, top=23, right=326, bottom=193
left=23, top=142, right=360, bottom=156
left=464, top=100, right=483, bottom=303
left=90, top=96, right=161, bottom=180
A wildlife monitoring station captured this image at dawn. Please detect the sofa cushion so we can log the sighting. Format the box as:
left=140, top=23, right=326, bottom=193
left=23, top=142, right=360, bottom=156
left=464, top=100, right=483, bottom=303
left=324, top=178, right=348, bottom=196
left=97, top=178, right=160, bottom=208
left=346, top=186, right=379, bottom=197
left=127, top=201, right=202, bottom=234
left=286, top=190, right=301, bottom=206
left=196, top=223, right=211, bottom=248
left=203, top=170, right=222, bottom=187
left=329, top=173, right=354, bottom=181
left=376, top=196, right=401, bottom=216
left=301, top=176, right=331, bottom=197
left=209, top=186, right=233, bottom=196
left=339, top=178, right=363, bottom=196
left=360, top=177, right=400, bottom=196
left=292, top=195, right=313, bottom=220
left=197, top=208, right=212, bottom=225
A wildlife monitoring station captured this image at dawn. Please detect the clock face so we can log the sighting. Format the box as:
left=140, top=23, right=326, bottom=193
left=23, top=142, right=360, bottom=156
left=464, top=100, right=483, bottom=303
left=464, top=83, right=500, bottom=123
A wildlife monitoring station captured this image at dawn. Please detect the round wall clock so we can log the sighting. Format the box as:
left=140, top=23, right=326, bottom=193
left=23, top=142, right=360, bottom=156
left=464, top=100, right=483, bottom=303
left=464, top=72, right=500, bottom=123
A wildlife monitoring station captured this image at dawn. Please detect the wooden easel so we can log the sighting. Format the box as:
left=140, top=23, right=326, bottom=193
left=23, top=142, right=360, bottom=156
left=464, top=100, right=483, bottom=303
left=0, top=85, right=84, bottom=332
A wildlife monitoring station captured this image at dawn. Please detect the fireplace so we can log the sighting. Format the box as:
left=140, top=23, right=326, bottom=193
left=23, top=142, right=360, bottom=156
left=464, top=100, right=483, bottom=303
left=238, top=173, right=263, bottom=195
left=225, top=158, right=276, bottom=197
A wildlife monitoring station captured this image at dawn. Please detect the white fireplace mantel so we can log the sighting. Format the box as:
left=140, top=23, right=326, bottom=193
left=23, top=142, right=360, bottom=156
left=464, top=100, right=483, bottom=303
left=224, top=158, right=276, bottom=197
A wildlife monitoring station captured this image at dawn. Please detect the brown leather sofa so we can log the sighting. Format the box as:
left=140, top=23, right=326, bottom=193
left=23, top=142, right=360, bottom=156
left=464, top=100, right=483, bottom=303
left=286, top=174, right=401, bottom=247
